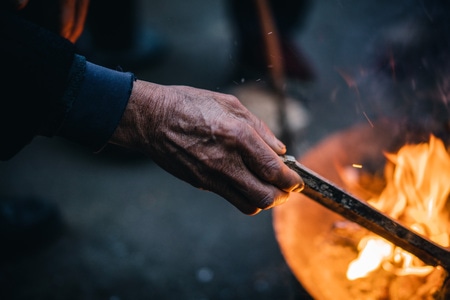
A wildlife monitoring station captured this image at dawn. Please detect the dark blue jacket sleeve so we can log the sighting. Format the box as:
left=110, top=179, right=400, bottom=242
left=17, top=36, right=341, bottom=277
left=0, top=10, right=133, bottom=160
left=57, top=57, right=134, bottom=151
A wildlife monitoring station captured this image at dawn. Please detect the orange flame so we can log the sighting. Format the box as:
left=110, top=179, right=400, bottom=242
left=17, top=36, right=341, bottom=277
left=346, top=135, right=450, bottom=280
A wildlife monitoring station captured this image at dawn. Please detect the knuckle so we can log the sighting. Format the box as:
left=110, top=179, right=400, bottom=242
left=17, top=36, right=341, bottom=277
left=221, top=119, right=247, bottom=145
left=259, top=159, right=282, bottom=182
left=222, top=94, right=248, bottom=115
left=256, top=191, right=276, bottom=209
left=224, top=94, right=241, bottom=105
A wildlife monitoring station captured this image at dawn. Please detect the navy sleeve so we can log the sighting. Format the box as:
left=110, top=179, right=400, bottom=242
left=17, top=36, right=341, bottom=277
left=57, top=58, right=135, bottom=151
left=0, top=9, right=134, bottom=159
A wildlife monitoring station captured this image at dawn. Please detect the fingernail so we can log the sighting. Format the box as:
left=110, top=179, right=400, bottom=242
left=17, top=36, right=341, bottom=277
left=277, top=141, right=286, bottom=151
left=292, top=182, right=305, bottom=193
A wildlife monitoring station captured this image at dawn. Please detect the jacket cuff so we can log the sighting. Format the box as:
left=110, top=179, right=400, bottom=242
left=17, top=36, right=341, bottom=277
left=58, top=60, right=135, bottom=151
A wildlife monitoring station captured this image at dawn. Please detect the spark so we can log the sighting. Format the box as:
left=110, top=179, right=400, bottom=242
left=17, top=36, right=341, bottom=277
left=352, top=164, right=363, bottom=169
left=411, top=79, right=416, bottom=91
left=335, top=68, right=357, bottom=89
left=363, top=111, right=374, bottom=128
left=335, top=67, right=361, bottom=99
left=437, top=80, right=450, bottom=106
left=330, top=86, right=340, bottom=103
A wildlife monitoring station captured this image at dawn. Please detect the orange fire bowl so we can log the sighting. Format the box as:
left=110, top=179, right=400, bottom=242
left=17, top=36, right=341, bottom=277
left=272, top=120, right=440, bottom=299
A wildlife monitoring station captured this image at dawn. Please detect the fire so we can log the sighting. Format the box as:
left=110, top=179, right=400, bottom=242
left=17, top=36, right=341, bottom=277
left=347, top=237, right=394, bottom=280
left=346, top=135, right=450, bottom=280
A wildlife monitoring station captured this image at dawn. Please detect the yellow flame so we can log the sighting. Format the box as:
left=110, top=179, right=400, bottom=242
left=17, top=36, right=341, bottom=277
left=346, top=135, right=450, bottom=280
left=347, top=236, right=393, bottom=280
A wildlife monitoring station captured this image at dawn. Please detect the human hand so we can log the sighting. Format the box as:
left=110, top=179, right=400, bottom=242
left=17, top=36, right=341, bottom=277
left=110, top=80, right=304, bottom=215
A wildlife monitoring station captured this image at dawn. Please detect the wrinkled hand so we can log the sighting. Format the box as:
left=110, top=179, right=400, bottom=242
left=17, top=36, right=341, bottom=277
left=110, top=80, right=304, bottom=215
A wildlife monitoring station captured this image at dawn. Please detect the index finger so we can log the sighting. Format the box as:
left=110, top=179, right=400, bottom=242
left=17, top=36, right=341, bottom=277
left=244, top=111, right=288, bottom=155
left=239, top=126, right=304, bottom=193
left=247, top=152, right=305, bottom=193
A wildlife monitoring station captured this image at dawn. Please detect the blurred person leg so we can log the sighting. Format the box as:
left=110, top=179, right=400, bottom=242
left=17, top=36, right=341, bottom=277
left=228, top=0, right=315, bottom=83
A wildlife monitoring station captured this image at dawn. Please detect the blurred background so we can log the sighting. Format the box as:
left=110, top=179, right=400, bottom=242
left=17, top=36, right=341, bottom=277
left=1, top=0, right=447, bottom=299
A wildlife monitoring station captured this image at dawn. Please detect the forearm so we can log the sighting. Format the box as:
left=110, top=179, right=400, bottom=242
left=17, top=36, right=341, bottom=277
left=110, top=80, right=151, bottom=149
left=109, top=80, right=165, bottom=151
